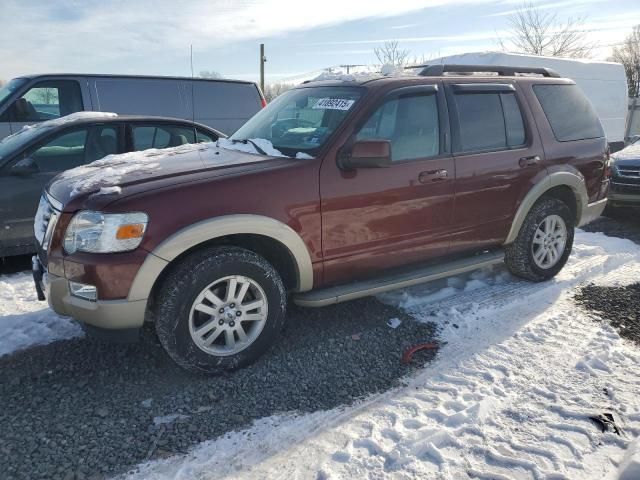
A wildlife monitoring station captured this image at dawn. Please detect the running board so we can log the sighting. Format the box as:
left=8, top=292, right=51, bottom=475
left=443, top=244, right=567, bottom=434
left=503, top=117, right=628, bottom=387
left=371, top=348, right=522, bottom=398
left=293, top=250, right=505, bottom=307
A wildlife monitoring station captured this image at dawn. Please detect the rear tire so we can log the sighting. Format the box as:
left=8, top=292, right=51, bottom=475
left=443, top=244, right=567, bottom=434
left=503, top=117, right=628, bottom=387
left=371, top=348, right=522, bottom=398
left=505, top=197, right=574, bottom=282
left=154, top=246, right=287, bottom=374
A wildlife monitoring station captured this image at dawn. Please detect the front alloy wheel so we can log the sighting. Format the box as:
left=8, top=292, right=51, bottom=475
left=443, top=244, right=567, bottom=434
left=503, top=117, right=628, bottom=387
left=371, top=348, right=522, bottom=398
left=189, top=275, right=268, bottom=356
left=155, top=246, right=286, bottom=374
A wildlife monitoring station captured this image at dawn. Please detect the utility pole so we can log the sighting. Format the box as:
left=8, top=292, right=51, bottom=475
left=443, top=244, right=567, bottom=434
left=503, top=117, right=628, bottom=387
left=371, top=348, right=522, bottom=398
left=260, top=44, right=266, bottom=93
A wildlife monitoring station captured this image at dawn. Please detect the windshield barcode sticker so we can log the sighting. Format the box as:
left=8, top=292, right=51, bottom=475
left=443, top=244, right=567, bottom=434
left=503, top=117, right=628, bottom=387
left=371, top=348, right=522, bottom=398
left=313, top=98, right=355, bottom=110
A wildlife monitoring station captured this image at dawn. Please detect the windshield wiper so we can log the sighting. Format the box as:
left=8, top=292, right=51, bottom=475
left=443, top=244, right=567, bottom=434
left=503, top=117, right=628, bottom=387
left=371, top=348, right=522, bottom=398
left=232, top=138, right=268, bottom=156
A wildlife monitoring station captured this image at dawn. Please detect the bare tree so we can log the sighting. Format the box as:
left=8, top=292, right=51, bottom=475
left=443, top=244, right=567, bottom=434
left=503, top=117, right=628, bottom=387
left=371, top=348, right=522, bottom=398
left=610, top=25, right=640, bottom=98
left=499, top=2, right=593, bottom=58
left=198, top=70, right=221, bottom=79
left=264, top=82, right=292, bottom=103
left=374, top=40, right=410, bottom=67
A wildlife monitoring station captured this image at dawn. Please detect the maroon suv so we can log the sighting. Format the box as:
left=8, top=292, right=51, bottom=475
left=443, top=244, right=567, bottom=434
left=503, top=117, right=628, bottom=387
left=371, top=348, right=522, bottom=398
left=33, top=65, right=609, bottom=373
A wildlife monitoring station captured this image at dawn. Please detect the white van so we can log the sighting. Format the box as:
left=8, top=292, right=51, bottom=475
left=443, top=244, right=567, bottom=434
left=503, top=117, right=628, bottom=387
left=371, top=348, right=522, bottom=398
left=427, top=52, right=629, bottom=151
left=0, top=74, right=266, bottom=140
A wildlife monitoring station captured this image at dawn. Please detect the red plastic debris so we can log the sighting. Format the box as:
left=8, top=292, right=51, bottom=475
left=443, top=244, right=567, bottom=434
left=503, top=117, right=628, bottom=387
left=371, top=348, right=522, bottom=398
left=401, top=343, right=439, bottom=364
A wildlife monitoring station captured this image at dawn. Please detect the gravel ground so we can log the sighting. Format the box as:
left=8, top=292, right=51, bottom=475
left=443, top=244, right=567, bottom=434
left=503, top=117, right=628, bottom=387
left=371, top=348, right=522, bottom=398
left=0, top=298, right=436, bottom=480
left=575, top=283, right=640, bottom=346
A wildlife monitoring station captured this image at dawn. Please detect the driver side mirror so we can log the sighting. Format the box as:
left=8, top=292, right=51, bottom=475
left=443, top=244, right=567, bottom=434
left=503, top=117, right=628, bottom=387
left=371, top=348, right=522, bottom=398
left=10, top=157, right=39, bottom=176
left=339, top=140, right=392, bottom=170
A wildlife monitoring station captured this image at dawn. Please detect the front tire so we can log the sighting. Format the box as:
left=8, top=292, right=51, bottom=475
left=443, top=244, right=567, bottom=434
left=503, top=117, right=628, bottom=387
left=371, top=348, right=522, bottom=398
left=505, top=197, right=574, bottom=282
left=154, top=246, right=286, bottom=374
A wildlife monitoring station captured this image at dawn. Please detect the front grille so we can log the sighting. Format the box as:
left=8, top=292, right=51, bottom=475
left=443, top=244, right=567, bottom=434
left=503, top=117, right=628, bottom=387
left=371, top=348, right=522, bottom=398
left=617, top=165, right=640, bottom=178
left=611, top=182, right=640, bottom=194
left=34, top=193, right=61, bottom=264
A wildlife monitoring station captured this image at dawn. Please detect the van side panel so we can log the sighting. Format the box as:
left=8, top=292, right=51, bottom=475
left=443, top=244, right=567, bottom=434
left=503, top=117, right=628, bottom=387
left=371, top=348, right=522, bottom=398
left=94, top=78, right=188, bottom=119
left=192, top=81, right=262, bottom=134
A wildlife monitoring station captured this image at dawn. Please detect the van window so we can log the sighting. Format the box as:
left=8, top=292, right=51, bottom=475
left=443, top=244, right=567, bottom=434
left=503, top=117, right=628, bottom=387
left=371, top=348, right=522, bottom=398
left=132, top=125, right=196, bottom=150
left=453, top=92, right=526, bottom=152
left=12, top=81, right=83, bottom=122
left=533, top=84, right=604, bottom=142
left=357, top=93, right=439, bottom=161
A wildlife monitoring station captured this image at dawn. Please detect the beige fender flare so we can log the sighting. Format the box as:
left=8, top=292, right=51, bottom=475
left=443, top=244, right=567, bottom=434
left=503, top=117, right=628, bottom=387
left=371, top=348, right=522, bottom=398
left=128, top=215, right=314, bottom=302
left=504, top=172, right=588, bottom=245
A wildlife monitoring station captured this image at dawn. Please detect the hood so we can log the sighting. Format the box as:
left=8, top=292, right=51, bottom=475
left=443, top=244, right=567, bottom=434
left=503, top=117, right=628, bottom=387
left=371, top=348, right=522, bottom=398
left=47, top=142, right=283, bottom=208
left=612, top=144, right=640, bottom=167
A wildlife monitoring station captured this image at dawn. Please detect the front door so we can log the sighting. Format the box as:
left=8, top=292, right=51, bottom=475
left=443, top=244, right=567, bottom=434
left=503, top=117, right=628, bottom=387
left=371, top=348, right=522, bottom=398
left=320, top=84, right=455, bottom=285
left=444, top=81, right=547, bottom=253
left=8, top=79, right=85, bottom=134
left=0, top=124, right=121, bottom=253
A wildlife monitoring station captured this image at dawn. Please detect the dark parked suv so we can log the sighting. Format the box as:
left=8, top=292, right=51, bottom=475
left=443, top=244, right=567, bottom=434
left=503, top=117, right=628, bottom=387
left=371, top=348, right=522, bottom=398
left=33, top=65, right=609, bottom=373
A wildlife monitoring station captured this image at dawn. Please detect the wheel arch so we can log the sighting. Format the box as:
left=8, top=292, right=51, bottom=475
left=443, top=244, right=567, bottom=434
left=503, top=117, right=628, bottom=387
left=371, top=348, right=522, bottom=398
left=127, top=215, right=314, bottom=305
left=504, top=172, right=587, bottom=245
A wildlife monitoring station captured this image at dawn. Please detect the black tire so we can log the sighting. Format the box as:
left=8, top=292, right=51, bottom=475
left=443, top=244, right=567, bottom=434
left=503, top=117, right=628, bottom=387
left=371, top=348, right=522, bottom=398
left=154, top=246, right=286, bottom=374
left=505, top=197, right=575, bottom=282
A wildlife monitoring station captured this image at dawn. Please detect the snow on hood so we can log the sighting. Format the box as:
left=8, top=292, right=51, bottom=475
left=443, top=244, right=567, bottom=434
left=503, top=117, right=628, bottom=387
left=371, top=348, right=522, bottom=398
left=612, top=144, right=640, bottom=163
left=59, top=142, right=204, bottom=198
left=1, top=112, right=118, bottom=144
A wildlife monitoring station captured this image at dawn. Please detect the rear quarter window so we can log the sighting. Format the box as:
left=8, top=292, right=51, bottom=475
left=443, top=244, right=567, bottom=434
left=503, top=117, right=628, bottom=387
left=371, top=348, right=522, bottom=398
left=533, top=84, right=604, bottom=142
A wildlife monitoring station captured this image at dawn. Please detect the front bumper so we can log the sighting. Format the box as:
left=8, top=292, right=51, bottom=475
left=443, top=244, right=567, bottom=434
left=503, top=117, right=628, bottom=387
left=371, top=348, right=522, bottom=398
left=44, top=270, right=147, bottom=330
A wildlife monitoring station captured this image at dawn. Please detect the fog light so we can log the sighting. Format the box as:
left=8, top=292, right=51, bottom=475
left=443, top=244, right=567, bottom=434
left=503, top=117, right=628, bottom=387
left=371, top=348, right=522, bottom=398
left=69, top=281, right=97, bottom=301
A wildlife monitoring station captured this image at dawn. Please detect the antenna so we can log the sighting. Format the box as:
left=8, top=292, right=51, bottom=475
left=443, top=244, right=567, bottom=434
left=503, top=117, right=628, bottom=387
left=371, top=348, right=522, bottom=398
left=190, top=44, right=196, bottom=124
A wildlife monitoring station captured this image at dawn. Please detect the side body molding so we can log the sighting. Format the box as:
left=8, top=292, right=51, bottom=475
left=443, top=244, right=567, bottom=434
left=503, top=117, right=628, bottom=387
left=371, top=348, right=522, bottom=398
left=504, top=172, right=588, bottom=245
left=128, top=215, right=314, bottom=302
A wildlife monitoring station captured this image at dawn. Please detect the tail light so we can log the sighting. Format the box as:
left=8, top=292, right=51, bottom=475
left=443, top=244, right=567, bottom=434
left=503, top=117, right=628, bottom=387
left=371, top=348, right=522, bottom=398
left=261, top=98, right=267, bottom=108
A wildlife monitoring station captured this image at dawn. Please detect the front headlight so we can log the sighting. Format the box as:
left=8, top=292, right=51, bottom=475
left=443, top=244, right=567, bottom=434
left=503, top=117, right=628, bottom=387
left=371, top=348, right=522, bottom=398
left=64, top=211, right=148, bottom=254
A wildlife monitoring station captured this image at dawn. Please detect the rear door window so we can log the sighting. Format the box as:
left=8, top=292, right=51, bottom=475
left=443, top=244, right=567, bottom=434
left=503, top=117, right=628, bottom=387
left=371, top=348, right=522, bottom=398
left=356, top=93, right=440, bottom=162
left=12, top=81, right=83, bottom=122
left=132, top=124, right=196, bottom=150
left=533, top=84, right=604, bottom=142
left=452, top=91, right=526, bottom=153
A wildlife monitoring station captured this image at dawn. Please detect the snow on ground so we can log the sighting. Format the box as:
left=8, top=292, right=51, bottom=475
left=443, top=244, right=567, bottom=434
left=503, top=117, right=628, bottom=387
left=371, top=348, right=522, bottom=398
left=0, top=272, right=82, bottom=357
left=123, top=231, right=640, bottom=480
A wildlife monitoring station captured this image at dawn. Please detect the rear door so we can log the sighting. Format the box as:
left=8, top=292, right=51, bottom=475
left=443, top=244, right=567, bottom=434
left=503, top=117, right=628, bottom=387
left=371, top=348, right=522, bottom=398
left=445, top=81, right=546, bottom=253
left=320, top=83, right=455, bottom=284
left=0, top=124, right=123, bottom=251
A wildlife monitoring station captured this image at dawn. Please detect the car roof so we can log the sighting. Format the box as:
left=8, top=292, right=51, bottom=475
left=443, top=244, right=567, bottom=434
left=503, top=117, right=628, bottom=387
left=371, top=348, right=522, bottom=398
left=41, top=114, right=220, bottom=132
left=15, top=73, right=257, bottom=86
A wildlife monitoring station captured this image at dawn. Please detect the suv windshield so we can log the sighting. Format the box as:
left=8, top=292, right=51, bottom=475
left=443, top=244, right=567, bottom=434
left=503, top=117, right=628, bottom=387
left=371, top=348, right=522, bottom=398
left=229, top=86, right=364, bottom=157
left=0, top=78, right=28, bottom=109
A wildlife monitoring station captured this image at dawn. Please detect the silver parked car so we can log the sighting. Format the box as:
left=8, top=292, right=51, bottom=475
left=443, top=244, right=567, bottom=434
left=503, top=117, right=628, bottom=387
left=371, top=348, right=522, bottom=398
left=0, top=74, right=266, bottom=141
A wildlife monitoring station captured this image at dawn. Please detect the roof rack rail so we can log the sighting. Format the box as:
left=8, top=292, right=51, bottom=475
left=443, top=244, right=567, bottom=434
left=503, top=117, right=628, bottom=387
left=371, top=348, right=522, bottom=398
left=417, top=64, right=561, bottom=78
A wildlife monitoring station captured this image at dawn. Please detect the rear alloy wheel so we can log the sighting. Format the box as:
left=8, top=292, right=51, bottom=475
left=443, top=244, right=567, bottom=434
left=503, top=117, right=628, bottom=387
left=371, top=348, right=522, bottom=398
left=531, top=214, right=567, bottom=270
left=155, top=246, right=286, bottom=374
left=505, top=197, right=574, bottom=282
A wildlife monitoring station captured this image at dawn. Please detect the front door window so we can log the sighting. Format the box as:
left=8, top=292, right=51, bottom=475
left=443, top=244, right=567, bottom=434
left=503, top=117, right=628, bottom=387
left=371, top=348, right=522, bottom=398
left=11, top=81, right=83, bottom=123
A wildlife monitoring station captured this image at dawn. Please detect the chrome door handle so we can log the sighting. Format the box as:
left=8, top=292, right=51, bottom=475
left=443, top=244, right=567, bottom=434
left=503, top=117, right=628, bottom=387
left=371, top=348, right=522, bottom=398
left=519, top=155, right=541, bottom=167
left=419, top=169, right=448, bottom=183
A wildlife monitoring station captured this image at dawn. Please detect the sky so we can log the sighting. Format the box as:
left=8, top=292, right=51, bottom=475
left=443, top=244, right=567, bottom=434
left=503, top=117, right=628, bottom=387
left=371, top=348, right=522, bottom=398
left=0, top=0, right=638, bottom=84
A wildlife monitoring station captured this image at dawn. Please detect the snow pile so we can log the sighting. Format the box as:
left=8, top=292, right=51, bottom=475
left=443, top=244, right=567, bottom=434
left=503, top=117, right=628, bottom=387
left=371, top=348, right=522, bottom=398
left=218, top=137, right=285, bottom=157
left=0, top=272, right=82, bottom=356
left=0, top=112, right=118, bottom=144
left=617, top=439, right=640, bottom=480
left=123, top=230, right=640, bottom=479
